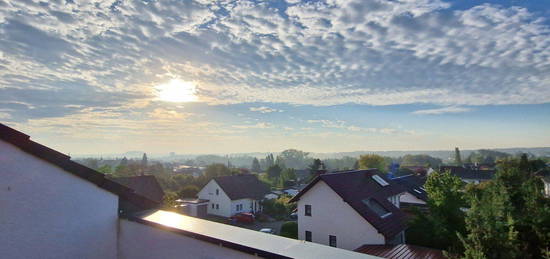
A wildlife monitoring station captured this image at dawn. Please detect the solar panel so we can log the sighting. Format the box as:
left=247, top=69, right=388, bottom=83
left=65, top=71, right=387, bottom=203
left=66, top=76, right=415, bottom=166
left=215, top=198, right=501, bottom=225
left=372, top=174, right=389, bottom=186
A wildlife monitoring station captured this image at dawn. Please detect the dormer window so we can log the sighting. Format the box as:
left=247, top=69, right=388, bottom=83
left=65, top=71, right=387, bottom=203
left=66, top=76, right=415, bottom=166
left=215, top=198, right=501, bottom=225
left=362, top=198, right=392, bottom=218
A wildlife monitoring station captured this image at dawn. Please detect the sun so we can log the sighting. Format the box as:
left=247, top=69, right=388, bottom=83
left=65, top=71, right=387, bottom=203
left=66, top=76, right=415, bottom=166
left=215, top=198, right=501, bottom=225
left=154, top=79, right=198, bottom=102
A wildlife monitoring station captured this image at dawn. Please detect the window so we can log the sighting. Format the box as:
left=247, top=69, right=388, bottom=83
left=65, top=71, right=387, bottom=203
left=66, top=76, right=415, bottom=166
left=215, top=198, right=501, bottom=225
left=211, top=204, right=214, bottom=209
left=305, top=205, right=311, bottom=216
left=305, top=231, right=312, bottom=242
left=216, top=204, right=219, bottom=210
left=329, top=235, right=337, bottom=247
left=236, top=204, right=243, bottom=211
left=372, top=174, right=389, bottom=186
left=362, top=198, right=392, bottom=218
left=216, top=189, right=219, bottom=195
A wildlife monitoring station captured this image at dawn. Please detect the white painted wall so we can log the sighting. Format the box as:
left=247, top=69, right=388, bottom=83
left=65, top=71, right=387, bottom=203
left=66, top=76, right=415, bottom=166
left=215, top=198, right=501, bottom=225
left=230, top=198, right=262, bottom=215
left=0, top=140, right=119, bottom=259
left=400, top=192, right=427, bottom=205
left=197, top=180, right=232, bottom=217
left=297, top=181, right=385, bottom=250
left=118, top=219, right=258, bottom=259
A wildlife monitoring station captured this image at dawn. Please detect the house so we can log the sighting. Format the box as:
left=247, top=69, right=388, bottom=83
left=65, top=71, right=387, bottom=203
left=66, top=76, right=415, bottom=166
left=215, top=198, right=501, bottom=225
left=289, top=169, right=407, bottom=251
left=197, top=174, right=270, bottom=217
left=391, top=175, right=428, bottom=208
left=0, top=123, right=378, bottom=259
left=440, top=165, right=495, bottom=184
left=112, top=175, right=165, bottom=204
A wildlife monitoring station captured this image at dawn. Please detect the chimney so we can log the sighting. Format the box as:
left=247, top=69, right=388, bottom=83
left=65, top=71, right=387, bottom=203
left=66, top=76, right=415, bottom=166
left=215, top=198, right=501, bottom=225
left=316, top=162, right=327, bottom=175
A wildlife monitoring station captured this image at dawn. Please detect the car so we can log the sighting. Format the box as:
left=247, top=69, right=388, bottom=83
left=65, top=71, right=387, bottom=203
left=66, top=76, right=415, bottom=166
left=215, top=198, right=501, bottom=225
left=230, top=212, right=255, bottom=223
left=289, top=212, right=297, bottom=220
left=259, top=228, right=274, bottom=234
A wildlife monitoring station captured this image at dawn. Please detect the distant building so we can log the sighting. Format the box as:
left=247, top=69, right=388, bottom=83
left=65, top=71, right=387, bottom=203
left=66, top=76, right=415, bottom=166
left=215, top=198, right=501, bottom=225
left=440, top=165, right=495, bottom=184
left=197, top=174, right=270, bottom=217
left=290, top=170, right=407, bottom=251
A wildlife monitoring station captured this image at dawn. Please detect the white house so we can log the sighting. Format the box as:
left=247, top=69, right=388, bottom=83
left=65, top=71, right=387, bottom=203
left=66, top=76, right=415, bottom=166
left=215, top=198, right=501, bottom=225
left=0, top=123, right=378, bottom=259
left=289, top=170, right=407, bottom=251
left=197, top=174, right=270, bottom=217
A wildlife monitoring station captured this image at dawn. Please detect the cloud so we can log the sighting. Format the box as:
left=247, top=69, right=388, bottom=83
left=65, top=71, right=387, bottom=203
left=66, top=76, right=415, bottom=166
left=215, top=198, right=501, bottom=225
left=232, top=122, right=273, bottom=129
left=0, top=0, right=549, bottom=124
left=249, top=106, right=283, bottom=113
left=413, top=106, right=472, bottom=115
left=306, top=119, right=402, bottom=134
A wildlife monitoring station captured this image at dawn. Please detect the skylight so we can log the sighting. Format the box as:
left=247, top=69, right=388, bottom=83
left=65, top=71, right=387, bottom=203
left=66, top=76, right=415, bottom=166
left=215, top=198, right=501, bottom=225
left=371, top=175, right=389, bottom=186
left=362, top=198, right=392, bottom=218
left=414, top=189, right=422, bottom=194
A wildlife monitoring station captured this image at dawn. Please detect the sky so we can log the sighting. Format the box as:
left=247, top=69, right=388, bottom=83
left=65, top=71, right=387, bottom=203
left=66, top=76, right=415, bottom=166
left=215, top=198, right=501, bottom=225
left=1, top=0, right=549, bottom=155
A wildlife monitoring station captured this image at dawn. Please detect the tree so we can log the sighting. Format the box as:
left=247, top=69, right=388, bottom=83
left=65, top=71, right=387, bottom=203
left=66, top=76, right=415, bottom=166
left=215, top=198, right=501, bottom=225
left=141, top=153, right=148, bottom=168
left=178, top=185, right=200, bottom=198
left=308, top=158, right=323, bottom=178
left=251, top=158, right=261, bottom=173
left=358, top=154, right=387, bottom=172
left=97, top=165, right=112, bottom=175
left=280, top=221, right=298, bottom=239
left=267, top=164, right=283, bottom=179
left=204, top=163, right=231, bottom=179
left=277, top=149, right=310, bottom=169
left=400, top=154, right=442, bottom=168
left=407, top=171, right=466, bottom=252
left=279, top=168, right=297, bottom=188
left=460, top=159, right=550, bottom=258
left=454, top=147, right=463, bottom=166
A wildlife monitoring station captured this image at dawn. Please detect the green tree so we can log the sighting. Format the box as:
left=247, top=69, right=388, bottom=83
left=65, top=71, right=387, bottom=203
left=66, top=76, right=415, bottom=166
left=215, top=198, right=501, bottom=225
left=278, top=149, right=310, bottom=169
left=178, top=185, right=200, bottom=198
left=400, top=154, right=442, bottom=168
left=251, top=158, right=261, bottom=173
left=278, top=168, right=297, bottom=188
left=267, top=164, right=283, bottom=179
left=97, top=165, right=112, bottom=175
left=280, top=221, right=298, bottom=239
left=358, top=154, right=387, bottom=172
left=460, top=160, right=550, bottom=258
left=407, top=171, right=465, bottom=252
left=204, top=163, right=231, bottom=179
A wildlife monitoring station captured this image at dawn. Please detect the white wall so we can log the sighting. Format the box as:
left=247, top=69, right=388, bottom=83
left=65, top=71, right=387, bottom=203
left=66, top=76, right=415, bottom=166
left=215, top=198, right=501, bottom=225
left=400, top=192, right=427, bottom=205
left=297, top=181, right=385, bottom=250
left=118, top=219, right=258, bottom=259
left=197, top=180, right=232, bottom=217
left=0, top=140, right=119, bottom=259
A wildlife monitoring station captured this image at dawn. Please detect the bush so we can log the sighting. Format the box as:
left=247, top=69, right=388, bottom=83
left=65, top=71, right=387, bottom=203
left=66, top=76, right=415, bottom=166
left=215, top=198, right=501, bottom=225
left=280, top=221, right=298, bottom=239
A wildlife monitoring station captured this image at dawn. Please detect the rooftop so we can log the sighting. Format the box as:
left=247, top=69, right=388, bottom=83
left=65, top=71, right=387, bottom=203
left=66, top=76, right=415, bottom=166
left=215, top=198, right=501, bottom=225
left=392, top=174, right=428, bottom=202
left=213, top=174, right=270, bottom=200
left=355, top=244, right=445, bottom=259
left=440, top=165, right=495, bottom=180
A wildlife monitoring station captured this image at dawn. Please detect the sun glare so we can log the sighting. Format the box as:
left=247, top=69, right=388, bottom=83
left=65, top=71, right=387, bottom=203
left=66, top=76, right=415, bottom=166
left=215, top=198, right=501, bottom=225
left=155, top=79, right=198, bottom=102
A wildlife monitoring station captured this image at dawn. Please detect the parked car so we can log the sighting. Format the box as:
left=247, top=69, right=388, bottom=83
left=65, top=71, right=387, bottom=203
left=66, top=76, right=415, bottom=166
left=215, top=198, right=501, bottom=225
left=289, top=212, right=297, bottom=220
left=230, top=212, right=255, bottom=223
left=259, top=228, right=274, bottom=234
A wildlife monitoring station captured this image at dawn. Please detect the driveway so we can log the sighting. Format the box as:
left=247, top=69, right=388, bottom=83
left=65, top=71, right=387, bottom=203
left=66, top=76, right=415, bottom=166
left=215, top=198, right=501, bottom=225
left=202, top=214, right=291, bottom=235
